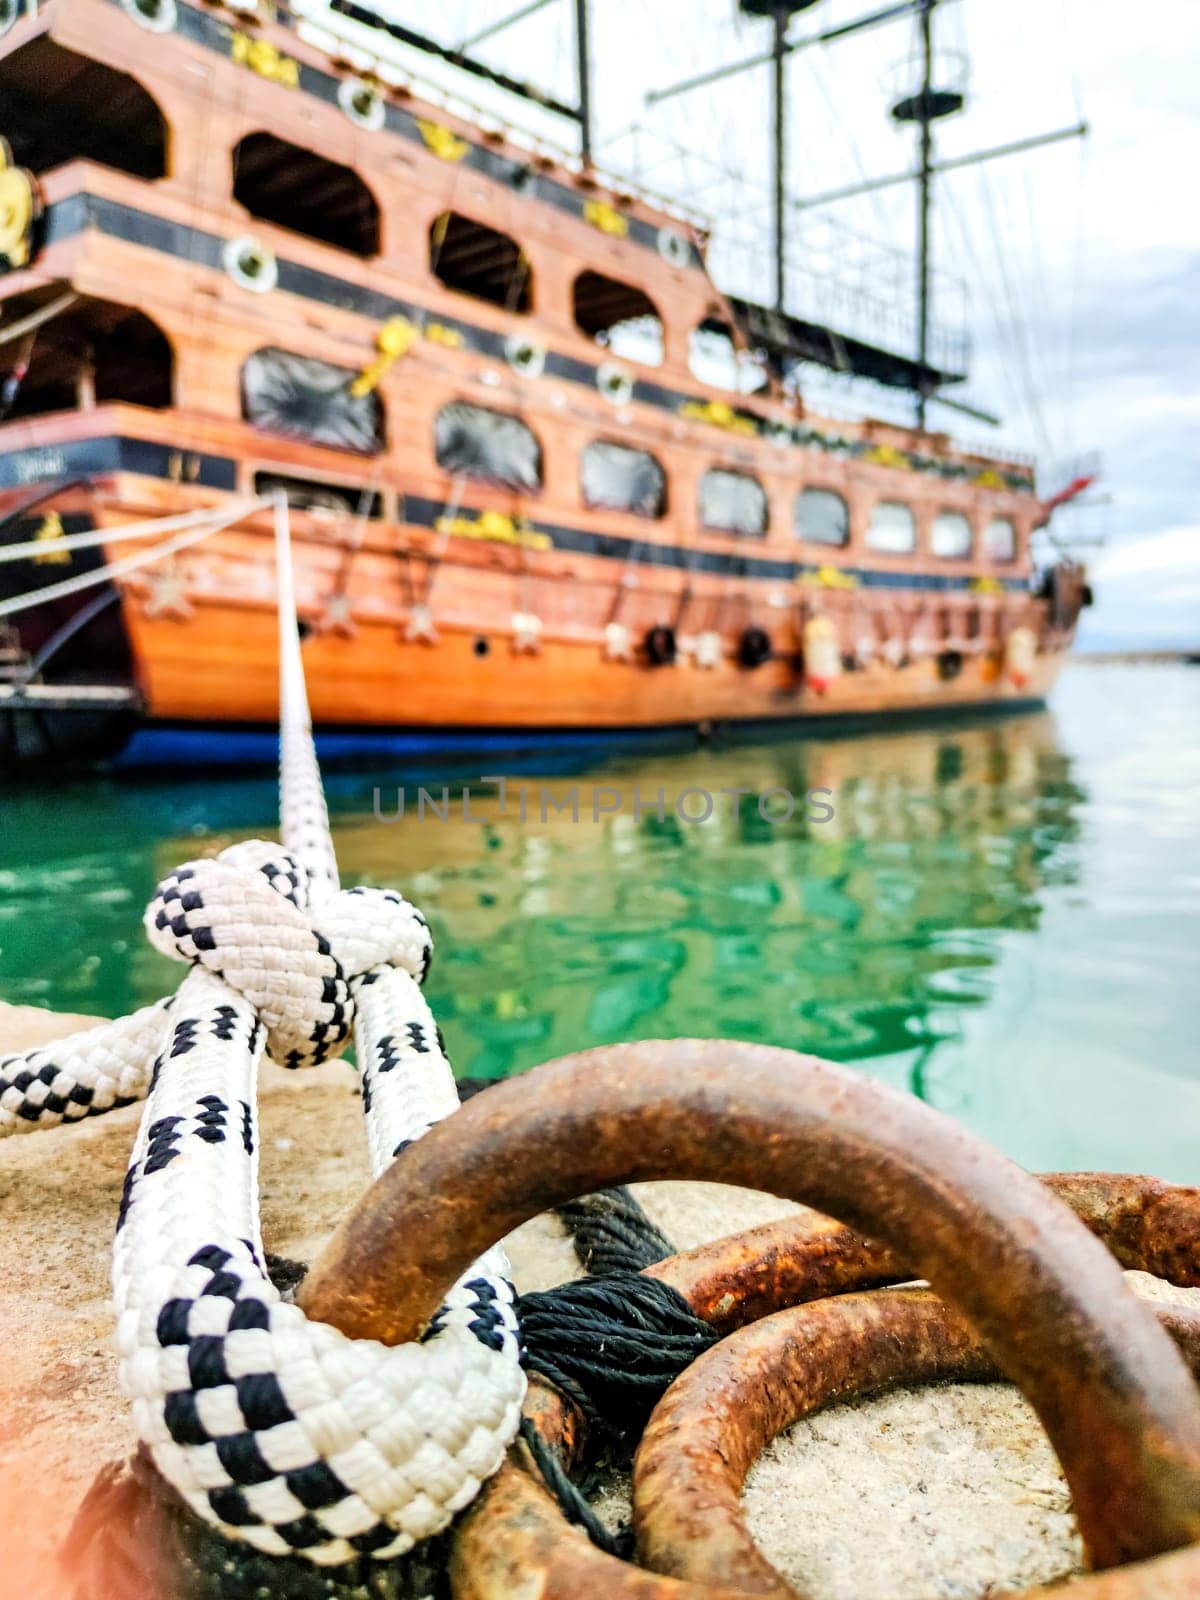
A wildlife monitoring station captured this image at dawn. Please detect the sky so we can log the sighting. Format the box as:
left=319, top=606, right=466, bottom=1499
left=352, top=0, right=1199, bottom=649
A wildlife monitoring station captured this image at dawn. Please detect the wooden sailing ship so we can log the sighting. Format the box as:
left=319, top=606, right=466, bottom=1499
left=0, top=0, right=1092, bottom=761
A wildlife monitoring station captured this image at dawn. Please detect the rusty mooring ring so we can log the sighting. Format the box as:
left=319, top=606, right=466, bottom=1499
left=450, top=1174, right=1200, bottom=1600
left=300, top=1040, right=1200, bottom=1576
left=633, top=1287, right=1200, bottom=1597
left=645, top=1169, right=1200, bottom=1335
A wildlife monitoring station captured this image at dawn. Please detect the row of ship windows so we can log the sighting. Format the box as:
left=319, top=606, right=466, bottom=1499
left=241, top=351, right=1017, bottom=561
left=9, top=36, right=722, bottom=373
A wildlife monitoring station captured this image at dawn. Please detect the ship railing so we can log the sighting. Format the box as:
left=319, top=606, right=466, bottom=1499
left=287, top=4, right=711, bottom=234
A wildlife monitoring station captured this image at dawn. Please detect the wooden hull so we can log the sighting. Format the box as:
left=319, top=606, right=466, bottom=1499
left=0, top=442, right=1075, bottom=750
left=122, top=591, right=1067, bottom=731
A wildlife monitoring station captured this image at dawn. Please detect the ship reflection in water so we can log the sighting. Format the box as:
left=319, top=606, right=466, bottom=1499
left=343, top=713, right=1079, bottom=1115
left=1, top=667, right=1197, bottom=1178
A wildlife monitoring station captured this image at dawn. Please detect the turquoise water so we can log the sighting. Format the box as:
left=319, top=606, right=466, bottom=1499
left=1, top=663, right=1196, bottom=1179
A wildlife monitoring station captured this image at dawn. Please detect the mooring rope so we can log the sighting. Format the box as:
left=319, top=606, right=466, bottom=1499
left=0, top=495, right=525, bottom=1567
left=555, top=1185, right=676, bottom=1275
left=0, top=492, right=729, bottom=1576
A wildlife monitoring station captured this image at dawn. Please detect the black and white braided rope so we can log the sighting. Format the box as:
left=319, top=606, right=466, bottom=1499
left=0, top=833, right=527, bottom=1565
left=0, top=496, right=527, bottom=1565
left=113, top=961, right=522, bottom=1565
left=0, top=999, right=172, bottom=1134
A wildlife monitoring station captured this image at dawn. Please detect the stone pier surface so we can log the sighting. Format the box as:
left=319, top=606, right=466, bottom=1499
left=1, top=1000, right=1194, bottom=1599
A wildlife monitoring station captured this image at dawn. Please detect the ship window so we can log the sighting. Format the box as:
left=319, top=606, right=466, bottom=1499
left=253, top=471, right=384, bottom=520
left=572, top=272, right=663, bottom=366
left=233, top=133, right=380, bottom=258
left=5, top=294, right=172, bottom=419
left=431, top=212, right=532, bottom=312
left=866, top=500, right=915, bottom=554
left=241, top=349, right=384, bottom=453
left=984, top=516, right=1017, bottom=561
left=689, top=318, right=768, bottom=395
left=699, top=469, right=767, bottom=538
left=0, top=39, right=167, bottom=178
left=932, top=510, right=972, bottom=558
left=795, top=487, right=849, bottom=547
left=434, top=401, right=542, bottom=490
left=581, top=440, right=666, bottom=518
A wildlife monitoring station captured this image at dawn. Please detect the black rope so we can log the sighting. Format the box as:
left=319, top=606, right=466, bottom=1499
left=517, top=1418, right=627, bottom=1559
left=518, top=1271, right=717, bottom=1442
left=554, top=1185, right=675, bottom=1274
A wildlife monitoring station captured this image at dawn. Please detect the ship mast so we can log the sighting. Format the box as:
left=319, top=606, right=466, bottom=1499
left=575, top=0, right=593, bottom=166
left=648, top=0, right=1088, bottom=429
left=893, top=0, right=963, bottom=428
left=916, top=0, right=935, bottom=426
left=738, top=3, right=824, bottom=311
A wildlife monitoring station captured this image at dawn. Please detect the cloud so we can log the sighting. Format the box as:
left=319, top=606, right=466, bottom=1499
left=1092, top=526, right=1200, bottom=582
left=1078, top=525, right=1200, bottom=648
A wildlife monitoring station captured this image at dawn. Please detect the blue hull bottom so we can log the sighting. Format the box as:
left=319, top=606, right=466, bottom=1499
left=109, top=699, right=1050, bottom=774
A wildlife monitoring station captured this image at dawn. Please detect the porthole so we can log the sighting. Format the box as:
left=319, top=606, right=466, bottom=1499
left=338, top=77, right=386, bottom=132
left=223, top=234, right=278, bottom=294
left=657, top=226, right=691, bottom=268
left=505, top=334, right=546, bottom=379
left=597, top=361, right=633, bottom=407
left=121, top=0, right=176, bottom=32
left=0, top=0, right=21, bottom=39
left=473, top=636, right=490, bottom=658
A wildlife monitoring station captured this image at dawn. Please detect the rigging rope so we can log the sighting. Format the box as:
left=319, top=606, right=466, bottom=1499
left=0, top=289, right=79, bottom=349
left=0, top=493, right=525, bottom=1566
left=0, top=496, right=270, bottom=566
left=0, top=502, right=265, bottom=620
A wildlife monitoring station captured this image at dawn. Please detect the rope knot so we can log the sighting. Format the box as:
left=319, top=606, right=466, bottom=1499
left=144, top=841, right=433, bottom=1068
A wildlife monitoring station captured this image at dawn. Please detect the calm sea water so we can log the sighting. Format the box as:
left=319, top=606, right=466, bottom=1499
left=1, top=663, right=1196, bottom=1179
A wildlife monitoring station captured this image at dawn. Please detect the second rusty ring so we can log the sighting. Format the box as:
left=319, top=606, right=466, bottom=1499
left=299, top=1040, right=1200, bottom=1573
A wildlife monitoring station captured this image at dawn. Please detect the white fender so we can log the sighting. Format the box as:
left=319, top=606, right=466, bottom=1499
left=804, top=615, right=841, bottom=693
left=1006, top=624, right=1037, bottom=688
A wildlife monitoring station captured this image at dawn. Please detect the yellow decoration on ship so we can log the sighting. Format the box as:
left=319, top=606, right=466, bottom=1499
left=863, top=443, right=912, bottom=470
left=350, top=315, right=417, bottom=397
left=0, top=139, right=36, bottom=271
left=800, top=564, right=858, bottom=591
left=971, top=576, right=1004, bottom=596
left=582, top=198, right=628, bottom=238
left=973, top=467, right=1005, bottom=490
left=435, top=509, right=552, bottom=552
left=417, top=120, right=469, bottom=162
left=677, top=398, right=757, bottom=437
left=424, top=321, right=464, bottom=349
left=31, top=513, right=70, bottom=566
left=229, top=31, right=299, bottom=88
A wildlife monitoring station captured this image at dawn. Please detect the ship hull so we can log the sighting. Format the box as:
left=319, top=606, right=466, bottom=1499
left=0, top=471, right=1071, bottom=768
left=123, top=596, right=1067, bottom=730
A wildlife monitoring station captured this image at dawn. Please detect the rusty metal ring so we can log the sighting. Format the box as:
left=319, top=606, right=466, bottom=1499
left=634, top=1288, right=1200, bottom=1598
left=451, top=1172, right=1200, bottom=1600
left=647, top=1170, right=1200, bottom=1336
left=299, top=1041, right=1200, bottom=1574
